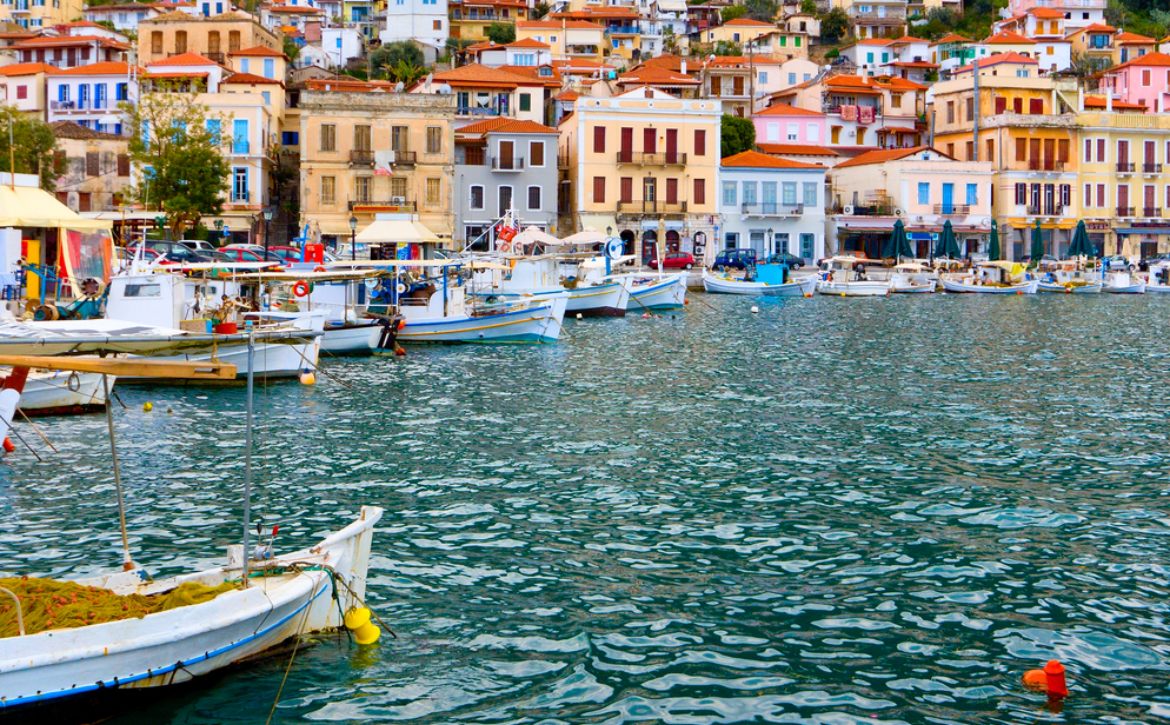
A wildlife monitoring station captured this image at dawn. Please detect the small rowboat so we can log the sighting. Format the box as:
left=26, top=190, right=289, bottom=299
left=1037, top=280, right=1103, bottom=294
left=702, top=264, right=815, bottom=297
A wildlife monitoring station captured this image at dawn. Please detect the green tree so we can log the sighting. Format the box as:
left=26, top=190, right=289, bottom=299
left=721, top=4, right=747, bottom=22
left=713, top=40, right=742, bottom=55
left=485, top=21, right=516, bottom=44
left=390, top=59, right=427, bottom=85
left=744, top=0, right=778, bottom=21
left=0, top=107, right=59, bottom=190
left=800, top=0, right=816, bottom=13
left=532, top=1, right=550, bottom=18
left=721, top=114, right=755, bottom=158
left=370, top=41, right=425, bottom=78
left=282, top=36, right=300, bottom=62
left=819, top=7, right=849, bottom=43
left=122, top=91, right=230, bottom=237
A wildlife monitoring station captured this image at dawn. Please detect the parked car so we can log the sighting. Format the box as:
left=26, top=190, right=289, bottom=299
left=765, top=252, right=806, bottom=269
left=178, top=239, right=218, bottom=255
left=127, top=242, right=213, bottom=264
left=649, top=252, right=695, bottom=270
left=217, top=245, right=266, bottom=262
left=713, top=248, right=758, bottom=270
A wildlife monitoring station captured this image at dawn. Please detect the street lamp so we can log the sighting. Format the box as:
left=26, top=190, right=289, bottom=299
left=349, top=214, right=358, bottom=261
left=262, top=205, right=275, bottom=259
left=766, top=228, right=774, bottom=258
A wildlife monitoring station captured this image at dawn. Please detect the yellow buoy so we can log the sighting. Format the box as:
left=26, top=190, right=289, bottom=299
left=299, top=369, right=316, bottom=386
left=143, top=402, right=153, bottom=412
left=354, top=621, right=381, bottom=645
left=344, top=606, right=371, bottom=630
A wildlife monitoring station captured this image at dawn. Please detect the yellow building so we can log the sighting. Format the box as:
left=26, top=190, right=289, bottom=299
left=515, top=19, right=605, bottom=63
left=298, top=89, right=456, bottom=245
left=558, top=87, right=721, bottom=264
left=704, top=17, right=775, bottom=48
left=137, top=10, right=281, bottom=66
left=0, top=0, right=83, bottom=31
left=449, top=0, right=527, bottom=41
left=931, top=53, right=1080, bottom=258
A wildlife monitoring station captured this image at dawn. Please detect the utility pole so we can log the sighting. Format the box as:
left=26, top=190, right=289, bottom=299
left=971, top=55, right=980, bottom=161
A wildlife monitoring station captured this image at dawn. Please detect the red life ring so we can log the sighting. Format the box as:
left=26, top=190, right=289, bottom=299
left=292, top=280, right=312, bottom=297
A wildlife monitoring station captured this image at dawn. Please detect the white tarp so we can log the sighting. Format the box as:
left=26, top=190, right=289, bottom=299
left=356, top=219, right=440, bottom=244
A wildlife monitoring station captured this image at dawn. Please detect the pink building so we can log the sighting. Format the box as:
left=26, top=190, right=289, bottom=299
left=1099, top=52, right=1170, bottom=113
left=752, top=104, right=827, bottom=147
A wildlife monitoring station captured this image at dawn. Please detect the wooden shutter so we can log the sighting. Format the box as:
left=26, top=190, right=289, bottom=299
left=592, top=126, right=605, bottom=153
left=694, top=129, right=706, bottom=156
left=592, top=176, right=605, bottom=203
left=693, top=178, right=705, bottom=205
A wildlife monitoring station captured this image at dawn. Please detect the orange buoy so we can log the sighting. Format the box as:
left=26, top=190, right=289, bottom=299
left=1045, top=660, right=1068, bottom=699
left=1016, top=290, right=1024, bottom=295
left=1023, top=669, right=1047, bottom=691
left=2, top=437, right=13, bottom=453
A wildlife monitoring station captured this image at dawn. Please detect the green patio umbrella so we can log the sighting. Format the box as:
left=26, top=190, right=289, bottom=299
left=935, top=219, right=960, bottom=259
left=1067, top=219, right=1094, bottom=258
left=1029, top=218, right=1045, bottom=265
left=883, top=219, right=913, bottom=260
left=988, top=219, right=1001, bottom=261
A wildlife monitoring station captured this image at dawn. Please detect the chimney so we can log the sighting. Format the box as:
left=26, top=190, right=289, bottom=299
left=680, top=59, right=687, bottom=74
left=1106, top=92, right=1113, bottom=111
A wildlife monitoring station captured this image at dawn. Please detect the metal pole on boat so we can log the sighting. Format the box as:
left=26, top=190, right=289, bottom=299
left=102, top=374, right=133, bottom=570
left=241, top=332, right=255, bottom=587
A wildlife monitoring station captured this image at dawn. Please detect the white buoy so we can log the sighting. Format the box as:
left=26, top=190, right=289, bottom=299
left=576, top=313, right=583, bottom=320
left=750, top=305, right=760, bottom=314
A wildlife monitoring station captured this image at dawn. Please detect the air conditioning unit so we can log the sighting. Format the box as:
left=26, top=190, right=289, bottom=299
left=843, top=204, right=854, bottom=215
left=391, top=195, right=406, bottom=205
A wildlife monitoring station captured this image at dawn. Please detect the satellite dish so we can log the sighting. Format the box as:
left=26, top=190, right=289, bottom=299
left=604, top=237, right=623, bottom=259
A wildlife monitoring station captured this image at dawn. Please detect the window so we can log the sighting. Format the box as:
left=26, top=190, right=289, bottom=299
left=786, top=123, right=798, bottom=141
left=320, top=176, right=335, bottom=204
left=150, top=31, right=162, bottom=55
left=426, top=126, right=442, bottom=154
left=722, top=181, right=737, bottom=206
left=232, top=119, right=248, bottom=154
left=281, top=131, right=298, bottom=146
left=391, top=126, right=408, bottom=152
left=355, top=176, right=371, bottom=203
left=85, top=152, right=99, bottom=177
left=117, top=154, right=129, bottom=176
left=15, top=84, right=26, bottom=100
left=592, top=126, right=605, bottom=153
left=232, top=167, right=248, bottom=202
left=917, top=182, right=930, bottom=205
left=469, top=185, right=484, bottom=209
left=966, top=183, right=977, bottom=206
left=620, top=177, right=632, bottom=203
left=498, top=185, right=512, bottom=217
left=390, top=177, right=407, bottom=199
left=592, top=176, right=605, bottom=203
left=519, top=93, right=531, bottom=112
left=320, top=123, right=336, bottom=151
left=1084, top=138, right=1092, bottom=163
left=116, top=82, right=129, bottom=101
left=1142, top=69, right=1151, bottom=86
left=426, top=178, right=440, bottom=205
left=803, top=182, right=817, bottom=207
left=781, top=182, right=797, bottom=205
left=1060, top=184, right=1070, bottom=208
left=694, top=129, right=706, bottom=156
left=1097, top=183, right=1105, bottom=207
left=1015, top=138, right=1026, bottom=162
left=666, top=178, right=678, bottom=204
left=1057, top=139, right=1069, bottom=164
left=175, top=30, right=187, bottom=54
left=527, top=185, right=541, bottom=210
left=261, top=91, right=271, bottom=105
left=529, top=140, right=544, bottom=166
left=263, top=58, right=274, bottom=79
left=1083, top=183, right=1092, bottom=208
left=741, top=181, right=757, bottom=206
left=693, top=178, right=705, bottom=205
left=946, top=100, right=954, bottom=124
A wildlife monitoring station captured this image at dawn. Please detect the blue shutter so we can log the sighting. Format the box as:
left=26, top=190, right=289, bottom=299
left=206, top=118, right=221, bottom=142
left=263, top=58, right=274, bottom=78
left=232, top=119, right=248, bottom=153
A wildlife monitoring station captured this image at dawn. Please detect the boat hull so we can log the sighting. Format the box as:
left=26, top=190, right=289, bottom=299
left=702, top=273, right=814, bottom=297
left=816, top=280, right=891, bottom=297
left=474, top=282, right=629, bottom=318
left=119, top=338, right=320, bottom=382
left=1145, top=284, right=1170, bottom=294
left=321, top=321, right=383, bottom=355
left=17, top=370, right=109, bottom=416
left=941, top=278, right=1039, bottom=294
left=1038, top=282, right=1103, bottom=294
left=1104, top=282, right=1146, bottom=294
left=622, top=274, right=687, bottom=309
left=398, top=298, right=566, bottom=344
left=0, top=506, right=382, bottom=711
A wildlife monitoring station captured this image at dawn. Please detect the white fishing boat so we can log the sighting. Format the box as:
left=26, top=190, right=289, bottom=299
left=1146, top=262, right=1170, bottom=294
left=816, top=256, right=892, bottom=297
left=702, top=264, right=815, bottom=297
left=470, top=256, right=630, bottom=317
left=889, top=262, right=936, bottom=294
left=940, top=261, right=1039, bottom=294
left=613, top=271, right=688, bottom=309
left=1037, top=262, right=1103, bottom=294
left=16, top=369, right=108, bottom=415
left=258, top=270, right=391, bottom=355
left=1103, top=270, right=1146, bottom=294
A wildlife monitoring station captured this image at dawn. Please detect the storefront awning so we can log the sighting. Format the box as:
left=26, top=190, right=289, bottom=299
left=0, top=184, right=110, bottom=231
left=1115, top=227, right=1170, bottom=235
left=356, top=219, right=440, bottom=244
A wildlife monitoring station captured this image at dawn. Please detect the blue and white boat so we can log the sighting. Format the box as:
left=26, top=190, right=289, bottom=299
left=1103, top=270, right=1146, bottom=294
left=940, top=261, right=1039, bottom=294
left=471, top=256, right=629, bottom=317
left=613, top=272, right=688, bottom=309
left=702, top=264, right=815, bottom=296
left=398, top=281, right=567, bottom=344
left=1037, top=263, right=1103, bottom=294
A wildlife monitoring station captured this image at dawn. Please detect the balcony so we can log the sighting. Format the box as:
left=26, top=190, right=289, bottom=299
left=457, top=106, right=504, bottom=117
left=837, top=204, right=891, bottom=216
left=1116, top=206, right=1135, bottom=217
left=349, top=198, right=416, bottom=211
left=1026, top=205, right=1065, bottom=216
left=616, top=151, right=688, bottom=166
left=849, top=9, right=906, bottom=22
left=1026, top=160, right=1066, bottom=172
left=1116, top=162, right=1135, bottom=174
left=231, top=141, right=250, bottom=154
left=490, top=156, right=525, bottom=171
left=742, top=203, right=802, bottom=217
left=349, top=149, right=375, bottom=166
left=605, top=24, right=639, bottom=34
left=1142, top=207, right=1162, bottom=218
left=392, top=150, right=416, bottom=166
left=617, top=200, right=688, bottom=214
left=1143, top=163, right=1163, bottom=174
left=933, top=203, right=971, bottom=215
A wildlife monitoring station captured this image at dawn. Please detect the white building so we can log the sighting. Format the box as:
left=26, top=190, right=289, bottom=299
left=46, top=61, right=137, bottom=135
left=719, top=149, right=827, bottom=262
left=321, top=27, right=364, bottom=68
left=380, top=0, right=447, bottom=57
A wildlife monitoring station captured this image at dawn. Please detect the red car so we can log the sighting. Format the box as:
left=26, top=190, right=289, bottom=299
left=649, top=252, right=695, bottom=270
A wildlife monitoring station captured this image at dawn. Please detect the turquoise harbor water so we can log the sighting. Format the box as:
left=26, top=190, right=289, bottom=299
left=2, top=293, right=1169, bottom=723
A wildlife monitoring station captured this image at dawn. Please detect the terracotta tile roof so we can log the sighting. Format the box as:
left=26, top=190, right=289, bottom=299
left=756, top=143, right=839, bottom=157
left=55, top=61, right=134, bottom=75
left=954, top=51, right=1038, bottom=72
left=466, top=40, right=495, bottom=52
left=1116, top=31, right=1155, bottom=44
left=722, top=17, right=774, bottom=26
left=553, top=5, right=638, bottom=18
left=457, top=118, right=558, bottom=134
left=432, top=63, right=543, bottom=88
left=983, top=30, right=1033, bottom=44
left=149, top=51, right=220, bottom=66
left=496, top=64, right=561, bottom=86
left=142, top=70, right=210, bottom=79
left=1107, top=51, right=1170, bottom=71
left=1072, top=23, right=1116, bottom=35
left=617, top=65, right=700, bottom=85
left=506, top=38, right=550, bottom=49
left=517, top=19, right=604, bottom=30
left=874, top=76, right=928, bottom=91
left=890, top=35, right=929, bottom=43
left=825, top=75, right=883, bottom=94
left=856, top=38, right=895, bottom=46
left=458, top=0, right=526, bottom=6
left=223, top=71, right=283, bottom=85
left=266, top=4, right=322, bottom=12
left=721, top=149, right=822, bottom=169
left=50, top=120, right=125, bottom=140
left=0, top=62, right=59, bottom=76
left=835, top=145, right=952, bottom=169
left=640, top=54, right=684, bottom=72
left=303, top=77, right=397, bottom=91
left=755, top=104, right=823, bottom=117
left=1083, top=95, right=1147, bottom=110
left=931, top=33, right=971, bottom=45
left=1027, top=7, right=1064, bottom=18
left=555, top=89, right=579, bottom=100
left=230, top=45, right=286, bottom=57
left=887, top=60, right=939, bottom=69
